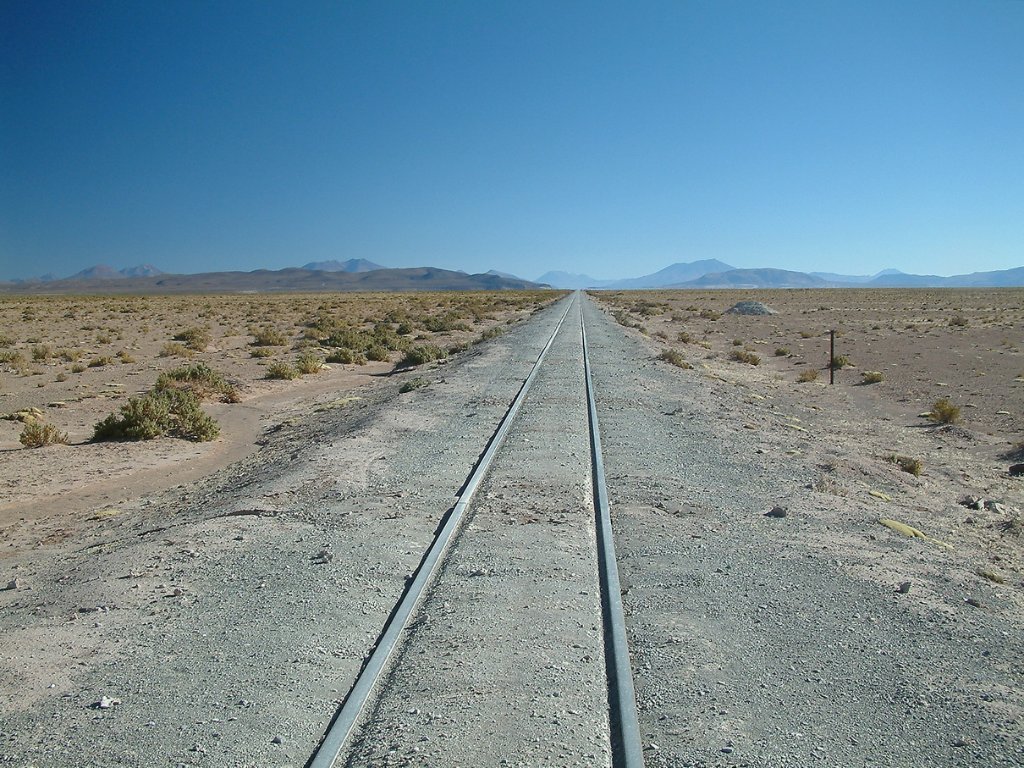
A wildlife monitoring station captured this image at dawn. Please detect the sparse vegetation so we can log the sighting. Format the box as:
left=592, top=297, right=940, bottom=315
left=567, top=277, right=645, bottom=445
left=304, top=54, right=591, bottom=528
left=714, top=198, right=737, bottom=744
left=154, top=362, right=238, bottom=402
left=949, top=315, right=969, bottom=327
left=174, top=326, right=212, bottom=351
left=265, top=360, right=298, bottom=380
left=326, top=348, right=366, bottom=365
left=20, top=421, right=68, bottom=448
left=477, top=326, right=504, bottom=343
left=798, top=368, right=820, bottom=383
left=677, top=331, right=693, bottom=344
left=929, top=397, right=961, bottom=425
left=295, top=351, right=323, bottom=374
left=658, top=348, right=693, bottom=369
left=93, top=389, right=218, bottom=442
left=861, top=371, right=884, bottom=384
left=775, top=347, right=790, bottom=356
left=399, top=376, right=429, bottom=393
left=252, top=326, right=289, bottom=346
left=729, top=349, right=761, bottom=365
left=159, top=342, right=192, bottom=358
left=830, top=354, right=851, bottom=370
left=886, top=454, right=923, bottom=476
left=402, top=345, right=447, bottom=366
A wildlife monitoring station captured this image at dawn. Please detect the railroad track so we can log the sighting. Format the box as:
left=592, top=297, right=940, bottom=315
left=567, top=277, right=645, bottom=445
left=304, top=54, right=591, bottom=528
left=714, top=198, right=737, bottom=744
left=307, top=292, right=643, bottom=767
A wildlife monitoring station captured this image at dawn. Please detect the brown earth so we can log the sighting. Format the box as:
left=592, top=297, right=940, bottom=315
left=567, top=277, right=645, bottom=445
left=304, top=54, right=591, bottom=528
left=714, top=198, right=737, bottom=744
left=592, top=287, right=1024, bottom=615
left=0, top=291, right=557, bottom=541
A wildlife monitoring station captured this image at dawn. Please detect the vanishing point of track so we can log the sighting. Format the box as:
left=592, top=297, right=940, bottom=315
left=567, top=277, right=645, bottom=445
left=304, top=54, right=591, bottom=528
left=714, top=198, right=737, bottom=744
left=306, top=292, right=644, bottom=767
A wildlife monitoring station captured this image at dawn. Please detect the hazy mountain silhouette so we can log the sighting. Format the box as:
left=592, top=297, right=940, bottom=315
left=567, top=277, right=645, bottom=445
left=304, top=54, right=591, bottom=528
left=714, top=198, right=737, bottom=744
left=535, top=271, right=614, bottom=289
left=604, top=260, right=735, bottom=289
left=674, top=268, right=828, bottom=289
left=301, top=259, right=384, bottom=272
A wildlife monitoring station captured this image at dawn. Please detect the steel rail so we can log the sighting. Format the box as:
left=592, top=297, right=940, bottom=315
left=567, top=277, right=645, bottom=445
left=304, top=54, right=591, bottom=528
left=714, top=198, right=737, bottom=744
left=581, top=293, right=645, bottom=767
left=307, top=293, right=576, bottom=768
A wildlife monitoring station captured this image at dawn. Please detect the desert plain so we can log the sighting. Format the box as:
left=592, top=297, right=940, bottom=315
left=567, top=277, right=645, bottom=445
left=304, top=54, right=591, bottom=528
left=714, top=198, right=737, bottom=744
left=0, top=287, right=1022, bottom=766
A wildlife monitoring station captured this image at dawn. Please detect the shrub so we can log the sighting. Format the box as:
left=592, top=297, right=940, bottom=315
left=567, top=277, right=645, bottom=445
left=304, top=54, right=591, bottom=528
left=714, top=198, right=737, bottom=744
left=797, top=368, right=820, bottom=383
left=732, top=338, right=743, bottom=346
left=949, top=315, right=969, bottom=327
left=775, top=347, right=790, bottom=357
left=252, top=326, right=288, bottom=346
left=402, top=345, right=447, bottom=366
left=250, top=347, right=274, bottom=358
left=20, top=422, right=68, bottom=448
left=677, top=331, right=693, bottom=344
left=698, top=309, right=721, bottom=321
left=799, top=330, right=815, bottom=339
left=87, top=356, right=113, bottom=367
left=477, top=326, right=504, bottom=342
left=117, top=351, right=136, bottom=364
left=929, top=397, right=960, bottom=425
left=861, top=371, right=884, bottom=384
left=155, top=363, right=237, bottom=401
left=71, top=363, right=86, bottom=374
left=830, top=355, right=851, bottom=370
left=93, top=389, right=218, bottom=442
left=0, top=332, right=12, bottom=346
left=0, top=350, right=28, bottom=373
left=365, top=345, right=390, bottom=362
left=295, top=351, right=323, bottom=374
left=729, top=349, right=761, bottom=366
left=31, top=344, right=52, bottom=361
left=174, top=327, right=211, bottom=351
left=159, top=342, right=192, bottom=358
left=423, top=314, right=470, bottom=333
left=399, top=376, right=429, bottom=393
left=396, top=322, right=414, bottom=336
left=887, top=454, right=923, bottom=476
left=326, top=348, right=363, bottom=364
left=658, top=349, right=693, bottom=369
left=266, top=361, right=298, bottom=380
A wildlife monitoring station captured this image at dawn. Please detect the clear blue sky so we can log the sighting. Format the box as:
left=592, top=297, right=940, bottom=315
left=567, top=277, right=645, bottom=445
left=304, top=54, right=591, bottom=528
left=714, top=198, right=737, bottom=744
left=2, top=0, right=1022, bottom=281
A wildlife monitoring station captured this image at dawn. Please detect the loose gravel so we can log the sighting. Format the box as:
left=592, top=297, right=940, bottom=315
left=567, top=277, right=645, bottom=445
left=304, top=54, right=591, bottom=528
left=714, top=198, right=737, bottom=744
left=342, top=294, right=610, bottom=767
left=582, top=294, right=1023, bottom=768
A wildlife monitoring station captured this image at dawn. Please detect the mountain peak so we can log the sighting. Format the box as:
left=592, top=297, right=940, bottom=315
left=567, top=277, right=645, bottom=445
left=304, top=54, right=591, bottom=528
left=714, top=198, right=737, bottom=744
left=302, top=258, right=384, bottom=273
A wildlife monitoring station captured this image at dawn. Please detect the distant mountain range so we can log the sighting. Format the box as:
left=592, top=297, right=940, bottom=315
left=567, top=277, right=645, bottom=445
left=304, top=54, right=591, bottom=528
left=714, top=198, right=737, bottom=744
left=0, top=264, right=541, bottom=294
left=537, top=263, right=1024, bottom=289
left=4, top=260, right=1024, bottom=293
left=301, top=258, right=384, bottom=272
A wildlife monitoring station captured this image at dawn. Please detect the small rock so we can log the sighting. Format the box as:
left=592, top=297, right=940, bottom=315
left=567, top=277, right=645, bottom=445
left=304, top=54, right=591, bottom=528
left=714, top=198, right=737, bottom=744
left=5, top=577, right=27, bottom=591
left=311, top=550, right=333, bottom=564
left=965, top=597, right=984, bottom=608
left=896, top=581, right=912, bottom=594
left=983, top=500, right=1007, bottom=514
left=271, top=736, right=283, bottom=745
left=1009, top=464, right=1024, bottom=477
left=765, top=506, right=788, bottom=518
left=959, top=495, right=983, bottom=510
left=93, top=695, right=121, bottom=709
left=721, top=745, right=735, bottom=754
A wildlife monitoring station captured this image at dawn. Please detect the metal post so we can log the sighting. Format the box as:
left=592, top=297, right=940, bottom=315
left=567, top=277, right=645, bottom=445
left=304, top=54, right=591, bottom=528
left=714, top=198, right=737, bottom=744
left=829, top=329, right=835, bottom=385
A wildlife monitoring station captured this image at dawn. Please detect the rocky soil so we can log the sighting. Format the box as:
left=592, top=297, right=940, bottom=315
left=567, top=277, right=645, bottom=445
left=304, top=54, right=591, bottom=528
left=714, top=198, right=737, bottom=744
left=1, top=290, right=1021, bottom=768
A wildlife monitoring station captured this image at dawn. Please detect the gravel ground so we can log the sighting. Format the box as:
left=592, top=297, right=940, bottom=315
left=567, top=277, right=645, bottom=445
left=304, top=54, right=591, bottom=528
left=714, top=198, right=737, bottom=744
left=581, top=295, right=1023, bottom=768
left=4, top=291, right=1021, bottom=768
left=0, top=296, right=572, bottom=767
left=343, top=294, right=610, bottom=768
